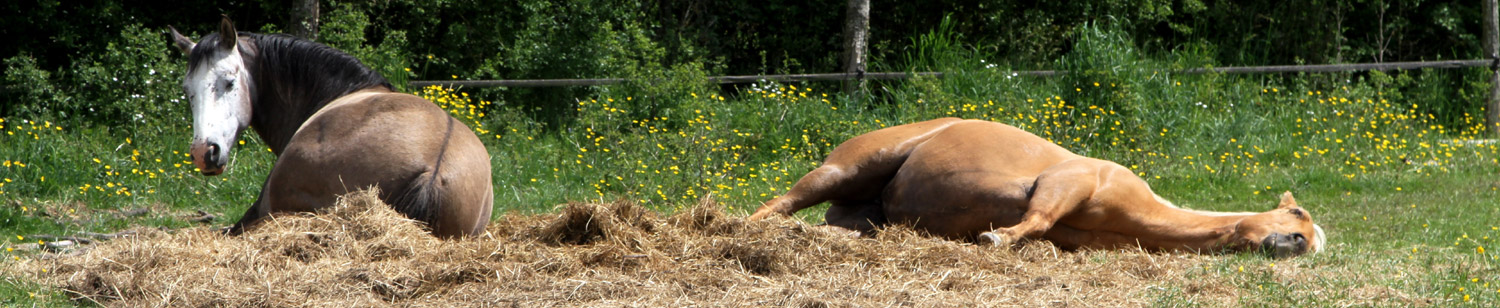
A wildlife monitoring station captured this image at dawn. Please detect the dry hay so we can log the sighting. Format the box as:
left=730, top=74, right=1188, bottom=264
left=5, top=190, right=1249, bottom=307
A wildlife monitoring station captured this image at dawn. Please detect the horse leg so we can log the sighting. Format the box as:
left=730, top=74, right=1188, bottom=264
left=978, top=161, right=1099, bottom=247
left=1040, top=224, right=1138, bottom=250
left=226, top=176, right=279, bottom=235
left=748, top=164, right=856, bottom=220
left=226, top=198, right=268, bottom=235
left=820, top=200, right=886, bottom=237
left=226, top=152, right=340, bottom=235
left=749, top=118, right=965, bottom=221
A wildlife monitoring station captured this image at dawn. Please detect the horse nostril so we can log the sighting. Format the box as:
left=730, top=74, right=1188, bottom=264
left=1292, top=232, right=1306, bottom=243
left=206, top=144, right=222, bottom=165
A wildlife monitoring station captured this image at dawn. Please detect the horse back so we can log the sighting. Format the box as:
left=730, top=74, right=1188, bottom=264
left=894, top=120, right=1079, bottom=179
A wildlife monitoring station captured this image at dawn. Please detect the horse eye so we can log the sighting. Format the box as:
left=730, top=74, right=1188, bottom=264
left=1288, top=208, right=1305, bottom=218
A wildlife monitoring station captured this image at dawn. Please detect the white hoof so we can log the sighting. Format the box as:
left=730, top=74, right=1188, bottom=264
left=813, top=225, right=864, bottom=238
left=977, top=232, right=1013, bottom=247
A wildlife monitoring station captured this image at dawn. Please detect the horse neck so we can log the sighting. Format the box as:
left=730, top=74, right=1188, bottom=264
left=1130, top=202, right=1253, bottom=251
left=239, top=35, right=390, bottom=154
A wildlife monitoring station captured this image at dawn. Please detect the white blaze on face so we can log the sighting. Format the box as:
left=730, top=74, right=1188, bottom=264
left=183, top=44, right=252, bottom=175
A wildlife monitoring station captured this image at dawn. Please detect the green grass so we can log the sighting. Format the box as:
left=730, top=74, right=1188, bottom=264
left=4, top=33, right=1500, bottom=305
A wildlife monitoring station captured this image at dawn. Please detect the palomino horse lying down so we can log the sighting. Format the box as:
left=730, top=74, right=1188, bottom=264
left=749, top=118, right=1325, bottom=257
left=169, top=17, right=492, bottom=238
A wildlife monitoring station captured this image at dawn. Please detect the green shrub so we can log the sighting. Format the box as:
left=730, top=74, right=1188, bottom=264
left=2, top=54, right=72, bottom=120
left=4, top=24, right=185, bottom=130
left=320, top=3, right=413, bottom=91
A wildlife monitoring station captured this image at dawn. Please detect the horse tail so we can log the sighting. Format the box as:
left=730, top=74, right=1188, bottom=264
left=391, top=169, right=443, bottom=230
left=390, top=117, right=457, bottom=233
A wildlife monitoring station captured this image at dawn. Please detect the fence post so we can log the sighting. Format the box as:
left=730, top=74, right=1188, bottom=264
left=841, top=0, right=871, bottom=96
left=1486, top=0, right=1500, bottom=136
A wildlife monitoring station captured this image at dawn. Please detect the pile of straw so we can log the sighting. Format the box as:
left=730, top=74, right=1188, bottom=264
left=6, top=190, right=1240, bottom=307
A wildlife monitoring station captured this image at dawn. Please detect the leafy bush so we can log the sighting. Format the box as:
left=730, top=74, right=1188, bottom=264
left=4, top=24, right=185, bottom=130
left=2, top=54, right=71, bottom=120
left=318, top=3, right=413, bottom=91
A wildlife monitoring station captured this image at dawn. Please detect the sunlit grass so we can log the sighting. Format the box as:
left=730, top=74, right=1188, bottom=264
left=2, top=68, right=1497, bottom=305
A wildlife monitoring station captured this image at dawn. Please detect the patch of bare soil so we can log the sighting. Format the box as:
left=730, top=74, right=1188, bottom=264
left=5, top=190, right=1240, bottom=307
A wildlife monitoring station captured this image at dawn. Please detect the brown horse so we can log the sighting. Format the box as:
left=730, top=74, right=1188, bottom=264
left=169, top=16, right=492, bottom=238
left=749, top=118, right=1326, bottom=257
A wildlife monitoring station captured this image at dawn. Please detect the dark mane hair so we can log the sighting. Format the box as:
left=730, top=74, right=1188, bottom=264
left=188, top=32, right=390, bottom=92
left=243, top=32, right=393, bottom=95
left=186, top=31, right=392, bottom=153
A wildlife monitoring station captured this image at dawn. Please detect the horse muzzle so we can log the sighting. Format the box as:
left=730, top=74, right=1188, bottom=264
left=191, top=142, right=226, bottom=175
left=1259, top=232, right=1309, bottom=258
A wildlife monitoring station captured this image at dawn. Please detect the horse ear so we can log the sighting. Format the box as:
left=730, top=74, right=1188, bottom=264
left=217, top=15, right=237, bottom=51
left=1277, top=191, right=1298, bottom=209
left=168, top=26, right=195, bottom=54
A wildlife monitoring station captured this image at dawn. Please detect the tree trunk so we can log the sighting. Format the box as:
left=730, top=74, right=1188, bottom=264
left=1485, top=0, right=1500, bottom=136
left=841, top=0, right=870, bottom=95
left=290, top=0, right=320, bottom=41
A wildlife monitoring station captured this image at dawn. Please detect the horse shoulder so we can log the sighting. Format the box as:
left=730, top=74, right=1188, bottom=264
left=1048, top=159, right=1154, bottom=227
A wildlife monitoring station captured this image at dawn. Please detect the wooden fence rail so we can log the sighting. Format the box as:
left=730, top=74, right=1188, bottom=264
left=408, top=59, right=1494, bottom=89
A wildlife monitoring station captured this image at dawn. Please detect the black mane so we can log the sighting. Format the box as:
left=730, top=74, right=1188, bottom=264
left=187, top=31, right=391, bottom=154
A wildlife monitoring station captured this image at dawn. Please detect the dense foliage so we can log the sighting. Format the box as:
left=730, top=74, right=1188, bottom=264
left=1, top=0, right=1489, bottom=127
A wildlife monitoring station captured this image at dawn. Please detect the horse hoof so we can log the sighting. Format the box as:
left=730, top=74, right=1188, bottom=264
left=813, top=225, right=863, bottom=238
left=977, top=232, right=1013, bottom=247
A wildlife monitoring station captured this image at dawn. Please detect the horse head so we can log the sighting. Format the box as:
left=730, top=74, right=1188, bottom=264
left=169, top=15, right=253, bottom=176
left=1229, top=192, right=1326, bottom=258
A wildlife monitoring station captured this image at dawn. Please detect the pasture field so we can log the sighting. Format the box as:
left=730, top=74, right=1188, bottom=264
left=3, top=37, right=1500, bottom=305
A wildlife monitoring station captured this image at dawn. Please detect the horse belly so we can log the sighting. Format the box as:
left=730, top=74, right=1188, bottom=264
left=883, top=171, right=1032, bottom=239
left=879, top=120, right=1070, bottom=239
